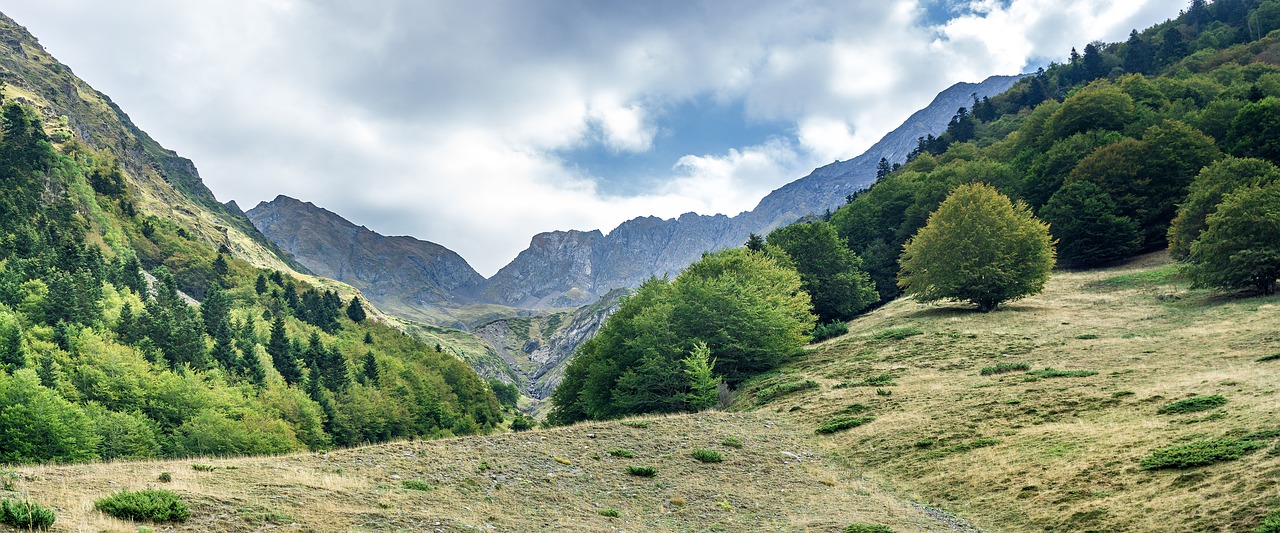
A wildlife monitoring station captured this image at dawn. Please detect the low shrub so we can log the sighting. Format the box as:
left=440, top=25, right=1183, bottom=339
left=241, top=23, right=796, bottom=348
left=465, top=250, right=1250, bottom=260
left=811, top=321, right=849, bottom=342
left=871, top=327, right=923, bottom=340
left=691, top=449, right=723, bottom=463
left=1139, top=439, right=1263, bottom=470
left=402, top=480, right=434, bottom=491
left=607, top=449, right=635, bottom=458
left=721, top=437, right=744, bottom=448
left=1074, top=333, right=1099, bottom=339
left=191, top=463, right=216, bottom=472
left=93, top=489, right=190, bottom=523
left=619, top=421, right=650, bottom=429
left=860, top=374, right=896, bottom=387
left=1027, top=368, right=1097, bottom=379
left=1, top=498, right=55, bottom=530
left=510, top=415, right=536, bottom=432
left=979, top=362, right=1030, bottom=376
left=816, top=416, right=875, bottom=435
left=475, top=461, right=491, bottom=473
left=755, top=380, right=819, bottom=404
left=1258, top=509, right=1280, bottom=533
left=157, top=472, right=172, bottom=483
left=1257, top=353, right=1280, bottom=362
left=598, top=508, right=620, bottom=518
left=846, top=524, right=896, bottom=533
left=1158, top=395, right=1228, bottom=414
left=626, top=466, right=657, bottom=477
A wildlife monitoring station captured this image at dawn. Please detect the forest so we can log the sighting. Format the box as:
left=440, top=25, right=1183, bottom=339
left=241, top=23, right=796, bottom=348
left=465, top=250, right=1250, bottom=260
left=0, top=100, right=505, bottom=463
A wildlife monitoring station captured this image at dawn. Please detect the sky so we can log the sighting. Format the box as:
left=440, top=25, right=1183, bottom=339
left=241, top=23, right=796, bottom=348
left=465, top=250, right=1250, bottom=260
left=3, top=1, right=1185, bottom=276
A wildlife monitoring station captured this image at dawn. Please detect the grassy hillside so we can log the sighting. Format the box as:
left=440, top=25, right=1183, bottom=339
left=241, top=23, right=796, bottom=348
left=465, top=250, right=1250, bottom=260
left=738, top=252, right=1280, bottom=532
left=5, top=413, right=966, bottom=532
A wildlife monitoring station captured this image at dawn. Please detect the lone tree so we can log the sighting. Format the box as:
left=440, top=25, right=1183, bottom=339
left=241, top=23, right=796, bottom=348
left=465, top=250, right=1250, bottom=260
left=898, top=183, right=1055, bottom=312
left=1186, top=183, right=1280, bottom=294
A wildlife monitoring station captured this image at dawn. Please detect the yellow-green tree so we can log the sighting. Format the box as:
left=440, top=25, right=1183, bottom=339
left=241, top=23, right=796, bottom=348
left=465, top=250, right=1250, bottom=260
left=898, top=183, right=1055, bottom=312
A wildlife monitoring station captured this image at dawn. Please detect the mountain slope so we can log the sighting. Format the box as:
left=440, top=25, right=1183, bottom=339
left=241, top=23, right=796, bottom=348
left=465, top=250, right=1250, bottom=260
left=247, top=195, right=485, bottom=323
left=0, top=13, right=301, bottom=273
left=481, top=75, right=1024, bottom=308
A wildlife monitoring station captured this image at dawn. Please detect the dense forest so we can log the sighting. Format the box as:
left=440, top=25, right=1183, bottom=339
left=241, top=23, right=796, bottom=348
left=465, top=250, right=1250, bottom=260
left=550, top=0, right=1280, bottom=423
left=0, top=100, right=505, bottom=463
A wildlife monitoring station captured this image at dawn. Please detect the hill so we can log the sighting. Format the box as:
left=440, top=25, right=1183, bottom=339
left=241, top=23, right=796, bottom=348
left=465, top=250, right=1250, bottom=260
left=10, top=254, right=1277, bottom=531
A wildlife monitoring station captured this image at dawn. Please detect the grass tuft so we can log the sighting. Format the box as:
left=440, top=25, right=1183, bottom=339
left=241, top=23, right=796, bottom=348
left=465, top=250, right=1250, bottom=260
left=93, top=489, right=190, bottom=523
left=845, top=524, right=896, bottom=533
left=619, top=420, right=650, bottom=429
left=979, top=362, right=1030, bottom=376
left=721, top=437, right=744, bottom=448
left=1257, top=509, right=1280, bottom=533
left=626, top=466, right=657, bottom=477
left=191, top=463, right=216, bottom=472
left=1257, top=353, right=1280, bottom=362
left=1157, top=395, right=1228, bottom=414
left=691, top=449, right=724, bottom=463
left=1139, top=439, right=1264, bottom=470
left=598, top=508, right=620, bottom=518
left=157, top=472, right=172, bottom=483
left=607, top=449, right=635, bottom=458
left=871, top=327, right=923, bottom=340
left=1027, top=367, right=1097, bottom=379
left=401, top=480, right=434, bottom=491
left=816, top=416, right=875, bottom=435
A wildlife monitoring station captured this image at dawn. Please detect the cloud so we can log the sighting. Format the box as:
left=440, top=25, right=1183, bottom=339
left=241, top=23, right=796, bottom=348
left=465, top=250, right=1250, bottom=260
left=1, top=0, right=1187, bottom=275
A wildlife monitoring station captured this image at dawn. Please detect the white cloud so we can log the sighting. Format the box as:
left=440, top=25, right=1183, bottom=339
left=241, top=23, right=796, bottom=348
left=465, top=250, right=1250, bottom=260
left=0, top=0, right=1188, bottom=275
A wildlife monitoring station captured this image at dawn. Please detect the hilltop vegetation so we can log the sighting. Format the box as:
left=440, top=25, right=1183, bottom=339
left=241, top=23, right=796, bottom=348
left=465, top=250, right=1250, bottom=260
left=0, top=96, right=505, bottom=466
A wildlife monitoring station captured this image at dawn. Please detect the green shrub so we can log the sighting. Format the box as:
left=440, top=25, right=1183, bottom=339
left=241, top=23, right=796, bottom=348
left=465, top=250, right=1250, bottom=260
left=1258, top=509, right=1280, bottom=533
left=860, top=374, right=896, bottom=386
left=816, top=416, right=875, bottom=434
left=871, top=327, right=922, bottom=340
left=626, top=466, right=657, bottom=477
left=1158, top=395, right=1229, bottom=414
left=1139, top=439, right=1263, bottom=470
left=191, top=463, right=216, bottom=472
left=510, top=415, right=536, bottom=432
left=1, top=498, right=55, bottom=530
left=721, top=437, right=744, bottom=448
left=691, top=449, right=723, bottom=463
left=979, top=362, right=1030, bottom=376
left=1074, top=333, right=1099, bottom=339
left=157, top=472, right=172, bottom=483
left=846, top=524, right=896, bottom=533
left=475, top=461, right=491, bottom=473
left=619, top=421, right=650, bottom=429
left=1259, top=353, right=1280, bottom=362
left=402, top=480, right=434, bottom=491
left=876, top=388, right=892, bottom=396
left=607, top=449, right=635, bottom=458
left=598, top=508, right=620, bottom=518
left=755, top=380, right=819, bottom=403
left=1027, top=368, right=1097, bottom=379
left=93, top=489, right=190, bottom=523
left=811, top=321, right=849, bottom=342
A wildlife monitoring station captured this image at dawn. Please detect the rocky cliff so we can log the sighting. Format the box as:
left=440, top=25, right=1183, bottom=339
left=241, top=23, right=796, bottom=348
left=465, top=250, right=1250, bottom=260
left=247, top=195, right=486, bottom=323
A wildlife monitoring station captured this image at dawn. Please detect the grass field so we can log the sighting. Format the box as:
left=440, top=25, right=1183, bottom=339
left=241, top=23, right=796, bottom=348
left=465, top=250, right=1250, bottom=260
left=4, top=253, right=1278, bottom=531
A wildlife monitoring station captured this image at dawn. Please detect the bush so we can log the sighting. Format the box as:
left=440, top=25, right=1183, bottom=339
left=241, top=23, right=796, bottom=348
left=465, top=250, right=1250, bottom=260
left=626, top=466, right=657, bottom=477
left=510, top=415, right=536, bottom=432
left=721, top=437, right=744, bottom=448
left=402, top=480, right=434, bottom=491
left=0, top=498, right=55, bottom=530
left=607, top=449, right=635, bottom=458
left=846, top=524, right=896, bottom=533
left=157, top=472, right=172, bottom=483
left=1258, top=509, right=1280, bottom=533
left=1158, top=395, right=1229, bottom=414
left=980, top=362, right=1030, bottom=376
left=871, top=327, right=922, bottom=340
left=1139, top=439, right=1264, bottom=470
left=755, top=380, right=818, bottom=403
left=811, top=320, right=849, bottom=343
left=598, top=508, right=620, bottom=518
left=816, top=416, right=875, bottom=435
left=859, top=374, right=896, bottom=387
left=94, top=489, right=190, bottom=523
left=191, top=463, right=216, bottom=472
left=691, top=449, right=723, bottom=463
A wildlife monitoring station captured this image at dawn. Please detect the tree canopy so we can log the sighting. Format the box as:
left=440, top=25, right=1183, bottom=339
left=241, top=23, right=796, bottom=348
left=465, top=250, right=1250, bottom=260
left=766, top=221, right=878, bottom=323
left=1186, top=182, right=1280, bottom=294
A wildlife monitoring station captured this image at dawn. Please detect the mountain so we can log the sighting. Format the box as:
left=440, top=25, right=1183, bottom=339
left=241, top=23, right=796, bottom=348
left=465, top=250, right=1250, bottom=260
left=481, top=74, right=1024, bottom=307
left=247, top=195, right=486, bottom=323
left=0, top=13, right=302, bottom=273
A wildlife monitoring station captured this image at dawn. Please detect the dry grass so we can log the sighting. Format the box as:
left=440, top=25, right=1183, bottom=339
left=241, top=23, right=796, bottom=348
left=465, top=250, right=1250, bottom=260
left=748, top=252, right=1280, bottom=532
left=6, top=413, right=960, bottom=532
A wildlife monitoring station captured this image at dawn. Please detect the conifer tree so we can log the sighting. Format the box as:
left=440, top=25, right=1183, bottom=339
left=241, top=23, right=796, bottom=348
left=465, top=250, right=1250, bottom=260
left=346, top=296, right=366, bottom=323
left=361, top=350, right=379, bottom=386
left=267, top=314, right=301, bottom=384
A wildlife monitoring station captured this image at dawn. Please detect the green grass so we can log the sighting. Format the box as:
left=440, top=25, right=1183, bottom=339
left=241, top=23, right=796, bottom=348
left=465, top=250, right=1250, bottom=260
left=921, top=438, right=1001, bottom=459
left=1257, top=353, right=1280, bottom=362
left=598, top=508, right=620, bottom=518
left=1089, top=264, right=1183, bottom=289
left=401, top=480, right=435, bottom=491
left=1139, top=439, right=1264, bottom=470
left=191, top=463, right=216, bottom=472
left=93, top=489, right=190, bottom=523
left=845, top=524, right=896, bottom=533
left=619, top=420, right=650, bottom=428
left=721, top=437, right=744, bottom=448
left=606, top=449, right=635, bottom=458
left=0, top=498, right=55, bottom=530
left=1158, top=395, right=1229, bottom=414
left=626, top=466, right=657, bottom=477
left=755, top=380, right=819, bottom=403
left=691, top=449, right=724, bottom=463
left=979, top=362, right=1030, bottom=376
left=1027, top=367, right=1098, bottom=379
left=1257, top=509, right=1280, bottom=533
left=816, top=416, right=875, bottom=435
left=871, top=327, right=923, bottom=340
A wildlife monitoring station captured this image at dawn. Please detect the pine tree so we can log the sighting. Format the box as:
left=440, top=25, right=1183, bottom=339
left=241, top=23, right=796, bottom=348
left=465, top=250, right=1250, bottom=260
left=744, top=233, right=764, bottom=251
left=361, top=350, right=379, bottom=386
left=346, top=296, right=366, bottom=323
left=267, top=314, right=300, bottom=384
left=254, top=274, right=268, bottom=295
left=0, top=320, right=23, bottom=371
left=682, top=342, right=719, bottom=411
